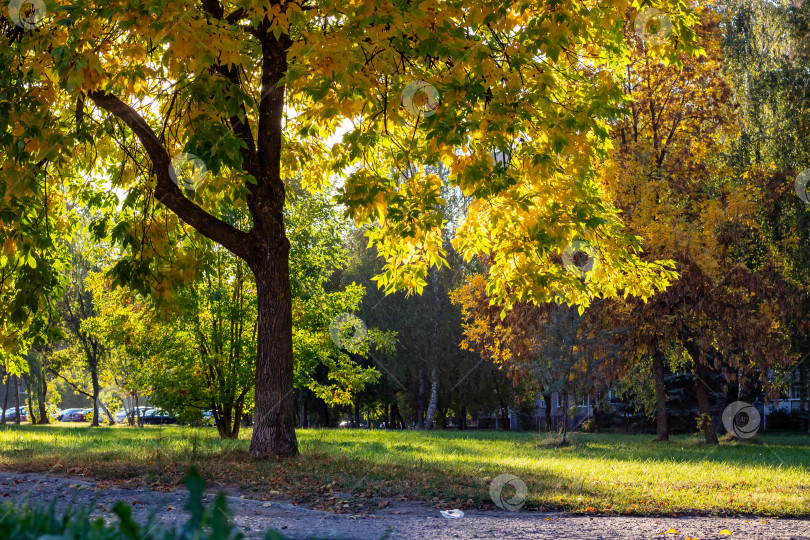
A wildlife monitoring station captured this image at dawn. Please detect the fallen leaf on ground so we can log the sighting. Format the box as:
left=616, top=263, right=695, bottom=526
left=719, top=531, right=732, bottom=536
left=665, top=528, right=679, bottom=534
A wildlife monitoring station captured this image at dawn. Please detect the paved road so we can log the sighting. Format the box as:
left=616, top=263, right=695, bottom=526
left=1, top=471, right=808, bottom=539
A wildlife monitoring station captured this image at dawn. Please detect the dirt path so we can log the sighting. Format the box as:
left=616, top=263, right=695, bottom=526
left=1, top=471, right=808, bottom=539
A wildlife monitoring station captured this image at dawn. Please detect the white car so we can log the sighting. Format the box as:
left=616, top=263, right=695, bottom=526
left=115, top=407, right=150, bottom=423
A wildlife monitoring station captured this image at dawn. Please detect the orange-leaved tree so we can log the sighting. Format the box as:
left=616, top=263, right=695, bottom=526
left=600, top=2, right=802, bottom=443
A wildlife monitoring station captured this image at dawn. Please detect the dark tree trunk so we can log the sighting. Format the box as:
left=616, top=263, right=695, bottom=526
left=299, top=389, right=308, bottom=428
left=27, top=393, right=37, bottom=424
left=385, top=402, right=390, bottom=429
left=215, top=404, right=239, bottom=438
left=1, top=374, right=8, bottom=424
left=245, top=32, right=298, bottom=457
left=457, top=401, right=467, bottom=430
left=91, top=367, right=100, bottom=427
left=353, top=401, right=360, bottom=428
left=135, top=393, right=142, bottom=427
left=416, top=367, right=425, bottom=429
left=737, top=369, right=754, bottom=404
left=391, top=402, right=406, bottom=429
left=543, top=393, right=552, bottom=431
left=232, top=396, right=244, bottom=438
left=652, top=350, right=669, bottom=441
left=38, top=376, right=49, bottom=424
left=492, top=369, right=508, bottom=430
left=88, top=29, right=300, bottom=457
left=694, top=359, right=719, bottom=444
left=13, top=375, right=20, bottom=425
left=248, top=252, right=298, bottom=456
left=561, top=388, right=569, bottom=444
left=317, top=398, right=329, bottom=427
left=682, top=336, right=718, bottom=444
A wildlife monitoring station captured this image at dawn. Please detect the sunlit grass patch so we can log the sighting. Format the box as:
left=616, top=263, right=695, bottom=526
left=1, top=424, right=808, bottom=516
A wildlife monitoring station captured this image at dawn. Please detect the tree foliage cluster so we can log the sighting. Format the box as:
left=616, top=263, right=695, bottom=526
left=3, top=0, right=810, bottom=455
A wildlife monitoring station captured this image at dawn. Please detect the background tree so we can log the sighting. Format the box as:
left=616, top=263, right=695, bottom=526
left=598, top=3, right=803, bottom=444
left=51, top=235, right=116, bottom=426
left=722, top=0, right=810, bottom=430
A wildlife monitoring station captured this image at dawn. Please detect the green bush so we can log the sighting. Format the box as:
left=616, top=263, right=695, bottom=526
left=0, top=468, right=287, bottom=540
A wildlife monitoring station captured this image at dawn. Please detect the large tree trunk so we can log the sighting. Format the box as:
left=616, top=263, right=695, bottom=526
left=38, top=376, right=49, bottom=424
left=424, top=364, right=439, bottom=429
left=89, top=30, right=300, bottom=458
left=249, top=256, right=298, bottom=456
left=652, top=350, right=669, bottom=441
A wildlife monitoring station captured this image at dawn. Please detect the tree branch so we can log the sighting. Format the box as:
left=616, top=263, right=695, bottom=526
left=88, top=90, right=253, bottom=261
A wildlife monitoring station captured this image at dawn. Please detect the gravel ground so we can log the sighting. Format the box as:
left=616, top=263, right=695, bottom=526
left=1, top=471, right=809, bottom=540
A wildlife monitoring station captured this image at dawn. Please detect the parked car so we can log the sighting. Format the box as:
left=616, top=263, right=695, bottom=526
left=115, top=406, right=150, bottom=423
left=2, top=406, right=27, bottom=422
left=141, top=409, right=177, bottom=425
left=59, top=408, right=85, bottom=422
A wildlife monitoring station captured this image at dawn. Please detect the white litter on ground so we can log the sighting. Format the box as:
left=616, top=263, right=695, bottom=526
left=440, top=509, right=465, bottom=519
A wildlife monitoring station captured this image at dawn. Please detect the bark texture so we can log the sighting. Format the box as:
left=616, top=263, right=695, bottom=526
left=652, top=350, right=669, bottom=441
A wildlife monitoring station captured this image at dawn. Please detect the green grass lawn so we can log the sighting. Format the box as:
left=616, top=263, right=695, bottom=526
left=1, top=424, right=808, bottom=517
